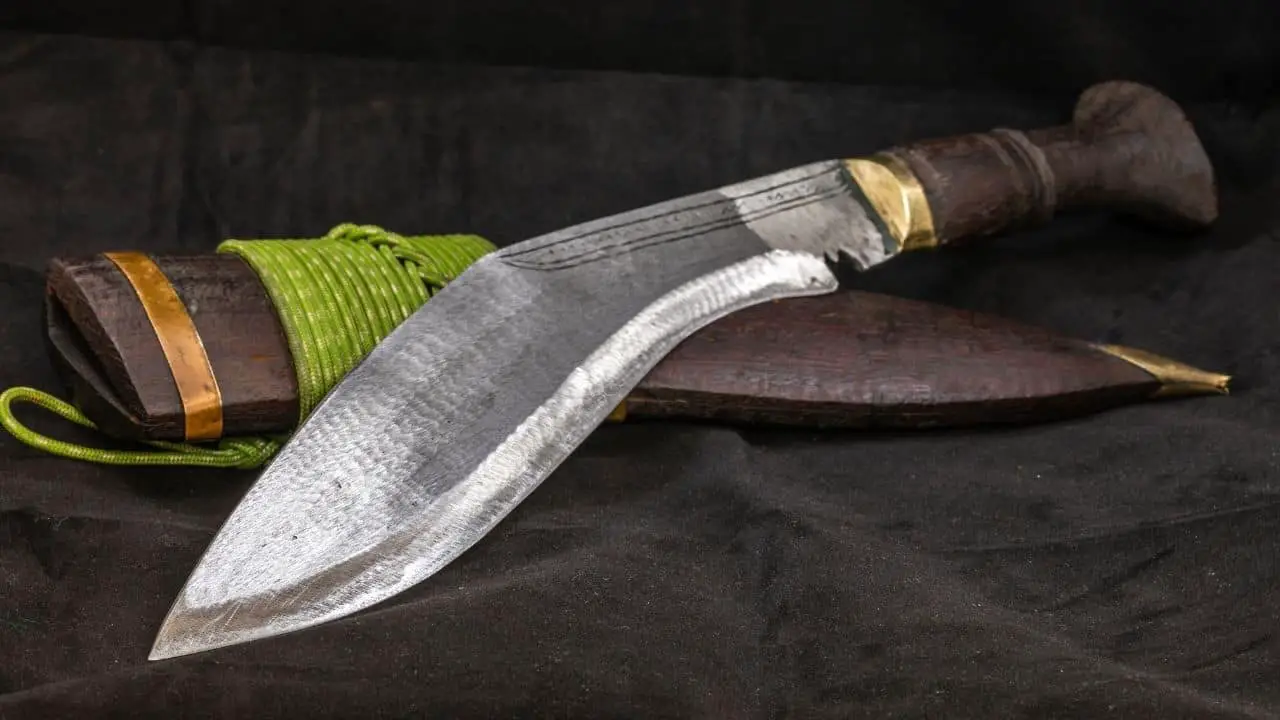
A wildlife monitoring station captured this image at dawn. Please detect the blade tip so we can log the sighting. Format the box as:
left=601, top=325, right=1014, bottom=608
left=146, top=646, right=175, bottom=662
left=147, top=637, right=186, bottom=662
left=147, top=626, right=241, bottom=662
left=145, top=597, right=318, bottom=661
left=147, top=623, right=203, bottom=662
left=147, top=603, right=234, bottom=662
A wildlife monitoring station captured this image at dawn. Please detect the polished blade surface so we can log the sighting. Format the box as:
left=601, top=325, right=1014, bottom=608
left=150, top=160, right=893, bottom=660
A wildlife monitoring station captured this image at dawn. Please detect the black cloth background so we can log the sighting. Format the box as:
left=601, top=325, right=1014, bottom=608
left=1, top=1, right=1279, bottom=716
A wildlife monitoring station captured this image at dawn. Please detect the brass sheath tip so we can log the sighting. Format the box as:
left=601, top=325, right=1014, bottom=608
left=1094, top=343, right=1231, bottom=398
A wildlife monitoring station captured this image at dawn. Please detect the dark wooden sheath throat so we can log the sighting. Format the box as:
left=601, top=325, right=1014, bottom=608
left=38, top=79, right=1225, bottom=443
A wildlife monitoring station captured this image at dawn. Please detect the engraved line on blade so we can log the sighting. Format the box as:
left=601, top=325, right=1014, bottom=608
left=499, top=162, right=839, bottom=260
left=502, top=184, right=850, bottom=271
left=147, top=250, right=839, bottom=660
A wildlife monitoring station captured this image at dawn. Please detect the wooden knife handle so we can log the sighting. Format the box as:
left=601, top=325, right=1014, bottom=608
left=850, top=80, right=1217, bottom=249
left=41, top=254, right=1227, bottom=443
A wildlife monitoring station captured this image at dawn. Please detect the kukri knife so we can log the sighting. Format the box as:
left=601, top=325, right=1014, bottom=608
left=148, top=80, right=1218, bottom=660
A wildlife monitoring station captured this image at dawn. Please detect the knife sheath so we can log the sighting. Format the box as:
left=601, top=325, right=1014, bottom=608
left=34, top=79, right=1228, bottom=444
left=41, top=251, right=1228, bottom=444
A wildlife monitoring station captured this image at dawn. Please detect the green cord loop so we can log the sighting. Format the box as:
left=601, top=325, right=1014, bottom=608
left=0, top=387, right=282, bottom=469
left=0, top=224, right=495, bottom=470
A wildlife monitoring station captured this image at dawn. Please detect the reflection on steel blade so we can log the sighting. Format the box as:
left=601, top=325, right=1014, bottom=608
left=150, top=160, right=890, bottom=660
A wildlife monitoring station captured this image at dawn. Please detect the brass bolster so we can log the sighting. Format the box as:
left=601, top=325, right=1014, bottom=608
left=103, top=252, right=224, bottom=441
left=844, top=153, right=939, bottom=251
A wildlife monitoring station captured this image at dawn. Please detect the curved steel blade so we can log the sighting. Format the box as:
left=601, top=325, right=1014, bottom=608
left=149, top=160, right=895, bottom=660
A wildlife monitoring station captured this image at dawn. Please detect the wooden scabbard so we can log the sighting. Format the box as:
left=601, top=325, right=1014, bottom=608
left=41, top=252, right=1228, bottom=444
left=35, top=79, right=1230, bottom=444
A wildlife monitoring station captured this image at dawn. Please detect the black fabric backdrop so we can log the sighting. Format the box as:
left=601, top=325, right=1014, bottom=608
left=2, top=2, right=1280, bottom=717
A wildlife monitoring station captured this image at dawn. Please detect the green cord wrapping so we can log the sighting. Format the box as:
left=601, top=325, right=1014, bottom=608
left=220, top=223, right=495, bottom=420
left=0, top=223, right=496, bottom=469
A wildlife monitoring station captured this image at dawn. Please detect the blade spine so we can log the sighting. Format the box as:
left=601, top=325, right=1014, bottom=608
left=502, top=183, right=851, bottom=270
left=498, top=160, right=840, bottom=259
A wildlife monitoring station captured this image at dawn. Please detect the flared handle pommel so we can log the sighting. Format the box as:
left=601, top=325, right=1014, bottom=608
left=863, top=80, right=1218, bottom=247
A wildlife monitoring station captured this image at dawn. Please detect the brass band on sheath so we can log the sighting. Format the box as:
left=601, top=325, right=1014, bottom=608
left=1093, top=343, right=1231, bottom=398
left=843, top=153, right=939, bottom=251
left=103, top=252, right=224, bottom=441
